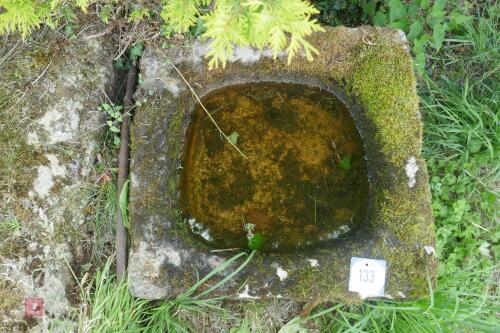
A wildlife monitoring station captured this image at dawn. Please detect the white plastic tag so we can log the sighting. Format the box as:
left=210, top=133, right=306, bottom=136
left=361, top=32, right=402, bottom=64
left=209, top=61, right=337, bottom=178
left=348, top=257, right=387, bottom=298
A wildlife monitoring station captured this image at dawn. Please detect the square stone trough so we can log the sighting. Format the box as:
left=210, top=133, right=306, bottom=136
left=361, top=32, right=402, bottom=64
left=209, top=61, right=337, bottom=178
left=128, top=26, right=436, bottom=303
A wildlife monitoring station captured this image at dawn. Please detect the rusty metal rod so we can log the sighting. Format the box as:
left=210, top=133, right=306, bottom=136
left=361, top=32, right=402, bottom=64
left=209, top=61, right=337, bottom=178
left=116, top=60, right=137, bottom=281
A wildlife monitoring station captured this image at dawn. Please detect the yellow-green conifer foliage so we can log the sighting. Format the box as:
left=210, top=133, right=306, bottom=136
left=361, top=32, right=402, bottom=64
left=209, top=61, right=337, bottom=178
left=0, top=0, right=323, bottom=68
left=162, top=0, right=324, bottom=68
left=0, top=0, right=93, bottom=37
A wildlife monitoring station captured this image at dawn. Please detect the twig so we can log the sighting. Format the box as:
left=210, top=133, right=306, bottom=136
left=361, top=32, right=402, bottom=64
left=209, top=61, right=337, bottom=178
left=0, top=40, right=20, bottom=68
left=209, top=248, right=241, bottom=253
left=171, top=63, right=248, bottom=159
left=331, top=139, right=341, bottom=162
left=115, top=59, right=137, bottom=281
left=31, top=58, right=53, bottom=85
left=83, top=22, right=120, bottom=40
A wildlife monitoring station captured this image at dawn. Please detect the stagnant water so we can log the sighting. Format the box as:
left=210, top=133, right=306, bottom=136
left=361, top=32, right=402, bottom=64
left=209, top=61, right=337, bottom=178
left=180, top=82, right=369, bottom=251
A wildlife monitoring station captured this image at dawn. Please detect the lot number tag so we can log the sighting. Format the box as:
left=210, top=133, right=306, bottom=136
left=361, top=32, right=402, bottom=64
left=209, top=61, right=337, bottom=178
left=348, top=257, right=386, bottom=298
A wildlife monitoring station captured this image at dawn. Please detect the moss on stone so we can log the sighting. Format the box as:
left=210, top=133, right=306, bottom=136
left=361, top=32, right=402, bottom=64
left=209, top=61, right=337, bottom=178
left=0, top=277, right=22, bottom=322
left=348, top=42, right=421, bottom=167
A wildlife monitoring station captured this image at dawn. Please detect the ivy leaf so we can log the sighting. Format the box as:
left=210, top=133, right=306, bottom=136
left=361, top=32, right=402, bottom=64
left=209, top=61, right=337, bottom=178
left=80, top=263, right=92, bottom=273
left=388, top=0, right=407, bottom=23
left=228, top=131, right=239, bottom=145
left=478, top=242, right=490, bottom=257
left=373, top=11, right=387, bottom=26
left=113, top=135, right=121, bottom=146
left=248, top=233, right=264, bottom=250
left=192, top=17, right=207, bottom=36
left=407, top=20, right=424, bottom=41
left=432, top=0, right=446, bottom=13
left=414, top=33, right=430, bottom=52
left=407, top=1, right=421, bottom=17
left=432, top=23, right=446, bottom=51
left=278, top=318, right=309, bottom=333
left=339, top=156, right=352, bottom=170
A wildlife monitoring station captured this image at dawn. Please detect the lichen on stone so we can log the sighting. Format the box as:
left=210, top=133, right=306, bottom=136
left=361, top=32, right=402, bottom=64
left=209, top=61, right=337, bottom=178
left=0, top=26, right=116, bottom=330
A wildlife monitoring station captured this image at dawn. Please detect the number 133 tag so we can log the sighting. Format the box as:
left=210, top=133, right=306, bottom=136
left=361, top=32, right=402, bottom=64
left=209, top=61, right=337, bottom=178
left=348, top=257, right=387, bottom=298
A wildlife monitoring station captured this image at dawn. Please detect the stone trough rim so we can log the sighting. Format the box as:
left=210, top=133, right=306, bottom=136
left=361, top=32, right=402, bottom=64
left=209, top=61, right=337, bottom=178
left=128, top=26, right=436, bottom=303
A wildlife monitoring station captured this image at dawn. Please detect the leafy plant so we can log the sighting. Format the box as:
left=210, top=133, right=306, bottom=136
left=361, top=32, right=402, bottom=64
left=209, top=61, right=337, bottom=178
left=86, top=169, right=117, bottom=264
left=367, top=0, right=472, bottom=74
left=314, top=1, right=475, bottom=75
left=248, top=233, right=263, bottom=250
left=128, top=4, right=151, bottom=23
left=427, top=157, right=498, bottom=287
left=306, top=268, right=499, bottom=332
left=129, top=42, right=144, bottom=62
left=420, top=0, right=499, bottom=303
left=98, top=102, right=123, bottom=147
left=313, top=0, right=364, bottom=27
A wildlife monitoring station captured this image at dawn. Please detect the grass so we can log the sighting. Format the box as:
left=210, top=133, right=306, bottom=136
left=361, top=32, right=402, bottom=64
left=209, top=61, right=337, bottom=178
left=83, top=159, right=118, bottom=265
left=421, top=2, right=499, bottom=283
left=421, top=3, right=499, bottom=160
left=0, top=216, right=21, bottom=236
left=63, top=1, right=499, bottom=332
left=56, top=252, right=255, bottom=333
left=305, top=267, right=498, bottom=332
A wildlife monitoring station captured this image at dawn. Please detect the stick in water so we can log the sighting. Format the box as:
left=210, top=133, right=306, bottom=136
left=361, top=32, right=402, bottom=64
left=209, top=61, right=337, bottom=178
left=171, top=63, right=248, bottom=159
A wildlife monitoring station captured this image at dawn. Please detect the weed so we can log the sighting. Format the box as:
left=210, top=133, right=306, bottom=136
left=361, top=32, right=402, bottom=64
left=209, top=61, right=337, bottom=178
left=85, top=171, right=117, bottom=264
left=419, top=3, right=499, bottom=294
left=422, top=78, right=498, bottom=159
left=428, top=157, right=498, bottom=288
left=421, top=2, right=499, bottom=160
left=71, top=251, right=255, bottom=332
left=308, top=268, right=498, bottom=332
left=98, top=102, right=123, bottom=147
left=0, top=216, right=20, bottom=235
